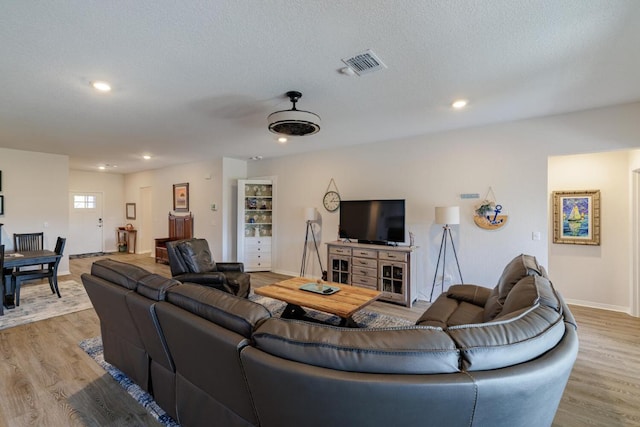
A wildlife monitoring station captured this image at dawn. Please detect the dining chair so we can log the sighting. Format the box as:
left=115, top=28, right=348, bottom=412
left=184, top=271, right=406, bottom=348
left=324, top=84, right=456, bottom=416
left=13, top=232, right=44, bottom=252
left=11, top=237, right=66, bottom=307
left=13, top=232, right=44, bottom=271
left=0, top=244, right=4, bottom=316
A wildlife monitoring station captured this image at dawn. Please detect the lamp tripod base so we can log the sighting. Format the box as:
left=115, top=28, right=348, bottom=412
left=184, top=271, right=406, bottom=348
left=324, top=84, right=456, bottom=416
left=429, top=225, right=463, bottom=302
left=300, top=221, right=327, bottom=280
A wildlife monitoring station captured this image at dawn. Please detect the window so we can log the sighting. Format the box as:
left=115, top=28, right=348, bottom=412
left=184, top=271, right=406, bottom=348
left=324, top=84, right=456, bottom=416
left=74, top=194, right=97, bottom=209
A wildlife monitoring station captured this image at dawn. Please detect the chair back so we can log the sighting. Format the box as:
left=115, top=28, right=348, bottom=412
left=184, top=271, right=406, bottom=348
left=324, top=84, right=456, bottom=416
left=166, top=238, right=216, bottom=276
left=54, top=237, right=66, bottom=256
left=1, top=244, right=4, bottom=285
left=50, top=237, right=66, bottom=269
left=14, top=232, right=44, bottom=252
left=0, top=244, right=4, bottom=315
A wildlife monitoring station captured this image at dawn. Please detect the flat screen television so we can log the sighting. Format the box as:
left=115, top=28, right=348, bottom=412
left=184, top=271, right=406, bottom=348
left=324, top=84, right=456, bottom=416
left=339, top=199, right=406, bottom=245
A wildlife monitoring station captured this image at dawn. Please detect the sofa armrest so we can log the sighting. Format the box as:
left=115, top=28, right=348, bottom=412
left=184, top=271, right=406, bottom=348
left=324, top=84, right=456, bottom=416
left=177, top=272, right=234, bottom=294
left=216, top=262, right=245, bottom=273
left=174, top=272, right=226, bottom=285
left=447, top=284, right=492, bottom=307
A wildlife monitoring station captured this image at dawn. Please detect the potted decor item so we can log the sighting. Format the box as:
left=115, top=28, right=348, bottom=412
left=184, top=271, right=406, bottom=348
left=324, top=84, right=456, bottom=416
left=475, top=201, right=496, bottom=217
left=474, top=187, right=508, bottom=230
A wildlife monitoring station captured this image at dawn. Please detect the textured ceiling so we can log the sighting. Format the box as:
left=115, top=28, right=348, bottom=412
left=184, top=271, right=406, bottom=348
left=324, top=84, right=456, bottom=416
left=1, top=1, right=639, bottom=173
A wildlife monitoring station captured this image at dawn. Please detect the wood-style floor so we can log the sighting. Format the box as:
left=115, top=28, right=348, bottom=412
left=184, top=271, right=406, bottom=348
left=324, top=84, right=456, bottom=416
left=0, top=253, right=638, bottom=426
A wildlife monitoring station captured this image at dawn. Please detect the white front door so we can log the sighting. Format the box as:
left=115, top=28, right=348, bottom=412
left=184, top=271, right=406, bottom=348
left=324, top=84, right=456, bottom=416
left=68, top=192, right=104, bottom=255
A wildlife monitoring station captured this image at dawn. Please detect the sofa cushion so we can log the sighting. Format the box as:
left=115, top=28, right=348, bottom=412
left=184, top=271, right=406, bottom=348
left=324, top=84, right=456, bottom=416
left=416, top=294, right=485, bottom=328
left=482, top=287, right=502, bottom=321
left=447, top=304, right=565, bottom=371
left=483, top=254, right=543, bottom=321
left=415, top=293, right=459, bottom=328
left=136, top=274, right=180, bottom=301
left=166, top=283, right=270, bottom=337
left=90, top=258, right=152, bottom=290
left=253, top=318, right=461, bottom=374
left=447, top=284, right=491, bottom=306
left=447, top=302, right=485, bottom=326
left=499, top=275, right=560, bottom=318
left=177, top=238, right=217, bottom=273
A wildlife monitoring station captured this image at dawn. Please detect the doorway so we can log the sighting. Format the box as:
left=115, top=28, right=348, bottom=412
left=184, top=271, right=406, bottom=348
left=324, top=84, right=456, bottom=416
left=139, top=186, right=153, bottom=254
left=68, top=192, right=104, bottom=255
left=632, top=170, right=640, bottom=317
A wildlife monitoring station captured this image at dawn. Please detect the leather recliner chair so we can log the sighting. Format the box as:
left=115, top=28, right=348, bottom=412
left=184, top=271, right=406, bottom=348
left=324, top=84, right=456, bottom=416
left=166, top=238, right=251, bottom=298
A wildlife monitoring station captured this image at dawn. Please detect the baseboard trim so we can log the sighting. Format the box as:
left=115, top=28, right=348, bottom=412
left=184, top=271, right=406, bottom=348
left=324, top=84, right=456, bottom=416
left=564, top=298, right=630, bottom=315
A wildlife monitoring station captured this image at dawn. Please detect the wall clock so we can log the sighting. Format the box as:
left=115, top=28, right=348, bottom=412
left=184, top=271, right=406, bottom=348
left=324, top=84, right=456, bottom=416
left=323, top=190, right=341, bottom=212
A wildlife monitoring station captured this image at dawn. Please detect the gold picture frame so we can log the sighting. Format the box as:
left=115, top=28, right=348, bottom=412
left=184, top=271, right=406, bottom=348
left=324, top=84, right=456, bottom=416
left=552, top=190, right=600, bottom=245
left=173, top=183, right=189, bottom=212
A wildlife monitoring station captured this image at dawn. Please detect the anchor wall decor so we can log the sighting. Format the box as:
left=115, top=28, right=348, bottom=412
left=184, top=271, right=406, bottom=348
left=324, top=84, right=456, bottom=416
left=473, top=187, right=508, bottom=230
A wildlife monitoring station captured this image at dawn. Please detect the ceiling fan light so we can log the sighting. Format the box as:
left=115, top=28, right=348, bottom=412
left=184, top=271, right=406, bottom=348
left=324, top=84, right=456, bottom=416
left=268, top=109, right=321, bottom=136
left=92, top=81, right=112, bottom=92
left=452, top=99, right=468, bottom=109
left=267, top=91, right=321, bottom=136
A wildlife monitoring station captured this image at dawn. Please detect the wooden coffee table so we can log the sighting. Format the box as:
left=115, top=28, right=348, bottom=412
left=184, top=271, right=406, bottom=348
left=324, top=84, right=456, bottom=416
left=254, top=277, right=381, bottom=327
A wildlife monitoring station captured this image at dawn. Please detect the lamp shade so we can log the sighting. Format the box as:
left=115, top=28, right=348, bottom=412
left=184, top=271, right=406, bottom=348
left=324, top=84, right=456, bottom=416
left=435, top=206, right=460, bottom=225
left=304, top=207, right=316, bottom=221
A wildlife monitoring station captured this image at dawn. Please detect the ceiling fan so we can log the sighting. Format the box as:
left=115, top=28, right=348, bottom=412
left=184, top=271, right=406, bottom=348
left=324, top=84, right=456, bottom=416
left=267, top=91, right=321, bottom=136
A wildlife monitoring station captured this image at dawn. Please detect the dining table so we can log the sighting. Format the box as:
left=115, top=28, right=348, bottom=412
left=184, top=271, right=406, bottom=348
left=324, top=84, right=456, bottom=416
left=1, top=250, right=61, bottom=315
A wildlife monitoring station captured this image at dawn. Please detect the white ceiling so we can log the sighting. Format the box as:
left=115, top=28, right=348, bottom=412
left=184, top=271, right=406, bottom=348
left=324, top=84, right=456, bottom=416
left=2, top=1, right=640, bottom=174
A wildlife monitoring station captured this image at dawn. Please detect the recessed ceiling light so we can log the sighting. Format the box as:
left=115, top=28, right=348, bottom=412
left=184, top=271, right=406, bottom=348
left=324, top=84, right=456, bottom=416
left=249, top=156, right=263, bottom=161
left=98, top=163, right=117, bottom=170
left=143, top=155, right=151, bottom=160
left=452, top=99, right=468, bottom=109
left=92, top=81, right=112, bottom=92
left=277, top=137, right=288, bottom=143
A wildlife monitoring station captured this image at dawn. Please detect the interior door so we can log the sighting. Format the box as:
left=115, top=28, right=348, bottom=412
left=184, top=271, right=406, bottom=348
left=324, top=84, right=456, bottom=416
left=68, top=192, right=104, bottom=255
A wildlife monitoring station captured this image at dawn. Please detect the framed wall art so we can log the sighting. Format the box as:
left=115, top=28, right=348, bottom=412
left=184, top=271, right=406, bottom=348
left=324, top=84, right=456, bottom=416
left=552, top=190, right=600, bottom=245
left=126, top=203, right=136, bottom=220
left=0, top=195, right=4, bottom=215
left=173, top=183, right=189, bottom=212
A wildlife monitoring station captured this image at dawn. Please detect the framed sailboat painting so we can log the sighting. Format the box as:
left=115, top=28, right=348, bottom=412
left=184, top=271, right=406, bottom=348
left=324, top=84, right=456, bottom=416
left=552, top=190, right=600, bottom=245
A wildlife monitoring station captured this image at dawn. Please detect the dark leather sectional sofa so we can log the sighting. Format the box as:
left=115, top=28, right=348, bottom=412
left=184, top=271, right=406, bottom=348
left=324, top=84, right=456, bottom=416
left=81, top=254, right=578, bottom=427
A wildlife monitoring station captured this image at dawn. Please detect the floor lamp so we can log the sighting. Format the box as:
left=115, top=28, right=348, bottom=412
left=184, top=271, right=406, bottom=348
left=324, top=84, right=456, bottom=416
left=300, top=208, right=327, bottom=280
left=429, top=206, right=464, bottom=302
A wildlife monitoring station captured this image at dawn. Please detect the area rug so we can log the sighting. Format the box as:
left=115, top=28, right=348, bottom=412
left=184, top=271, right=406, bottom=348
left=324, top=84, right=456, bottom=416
left=0, top=280, right=92, bottom=330
left=79, top=299, right=414, bottom=427
left=80, top=336, right=180, bottom=427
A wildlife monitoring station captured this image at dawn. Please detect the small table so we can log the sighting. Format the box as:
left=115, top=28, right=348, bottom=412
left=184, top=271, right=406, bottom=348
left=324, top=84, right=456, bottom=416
left=116, top=228, right=137, bottom=254
left=255, top=277, right=381, bottom=327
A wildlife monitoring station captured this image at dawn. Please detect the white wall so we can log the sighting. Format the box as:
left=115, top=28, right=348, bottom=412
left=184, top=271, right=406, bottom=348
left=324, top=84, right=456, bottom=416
left=69, top=170, right=124, bottom=252
left=124, top=159, right=229, bottom=260
left=248, top=102, right=640, bottom=305
left=5, top=102, right=635, bottom=310
left=549, top=151, right=634, bottom=312
left=221, top=158, right=247, bottom=261
left=248, top=126, right=551, bottom=300
left=0, top=148, right=70, bottom=274
left=123, top=170, right=154, bottom=254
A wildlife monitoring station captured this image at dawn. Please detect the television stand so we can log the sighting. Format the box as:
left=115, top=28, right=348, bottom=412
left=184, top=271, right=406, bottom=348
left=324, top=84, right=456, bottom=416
left=327, top=241, right=417, bottom=307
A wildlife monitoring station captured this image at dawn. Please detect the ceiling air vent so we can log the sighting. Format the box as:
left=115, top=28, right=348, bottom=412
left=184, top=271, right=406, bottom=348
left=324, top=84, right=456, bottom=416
left=341, top=49, right=387, bottom=76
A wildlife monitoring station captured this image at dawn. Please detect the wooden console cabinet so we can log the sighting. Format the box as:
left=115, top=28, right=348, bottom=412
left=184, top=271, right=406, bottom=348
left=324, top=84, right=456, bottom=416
left=327, top=241, right=417, bottom=307
left=154, top=213, right=193, bottom=264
